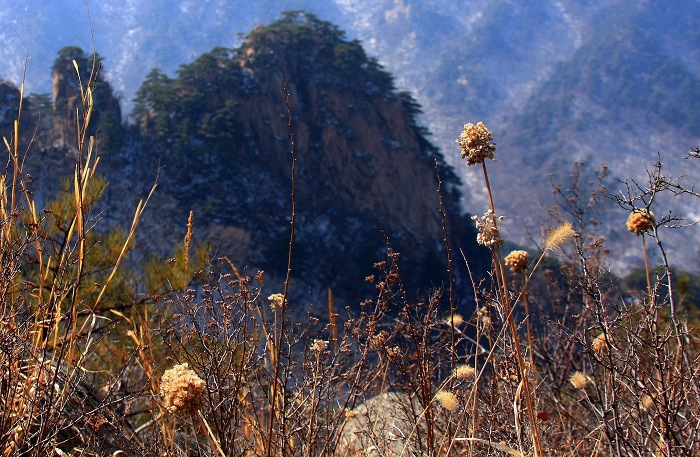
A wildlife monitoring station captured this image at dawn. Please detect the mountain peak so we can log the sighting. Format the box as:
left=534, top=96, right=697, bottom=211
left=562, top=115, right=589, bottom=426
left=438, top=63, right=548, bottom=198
left=70, top=13, right=482, bottom=305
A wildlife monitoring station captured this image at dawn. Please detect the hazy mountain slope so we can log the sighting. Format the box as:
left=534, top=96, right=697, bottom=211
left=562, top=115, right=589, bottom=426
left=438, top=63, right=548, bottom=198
left=1, top=0, right=344, bottom=108
left=1, top=0, right=698, bottom=271
left=492, top=1, right=700, bottom=270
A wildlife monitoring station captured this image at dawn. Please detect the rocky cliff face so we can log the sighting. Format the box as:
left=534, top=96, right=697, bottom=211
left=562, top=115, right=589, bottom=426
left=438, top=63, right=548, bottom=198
left=51, top=46, right=124, bottom=156
left=11, top=13, right=482, bottom=309
left=128, top=12, right=481, bottom=303
left=234, top=17, right=445, bottom=243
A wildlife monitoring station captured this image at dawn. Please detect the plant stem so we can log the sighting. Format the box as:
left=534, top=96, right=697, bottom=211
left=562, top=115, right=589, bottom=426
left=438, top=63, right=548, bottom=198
left=481, top=161, right=542, bottom=457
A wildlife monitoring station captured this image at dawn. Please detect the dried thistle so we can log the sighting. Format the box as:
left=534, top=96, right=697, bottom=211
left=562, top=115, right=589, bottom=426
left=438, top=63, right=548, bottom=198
left=472, top=210, right=504, bottom=247
left=160, top=363, right=206, bottom=415
left=386, top=345, right=402, bottom=360
left=477, top=307, right=492, bottom=332
left=445, top=314, right=464, bottom=327
left=504, top=250, right=529, bottom=274
left=592, top=333, right=608, bottom=352
left=268, top=293, right=286, bottom=310
left=569, top=371, right=590, bottom=390
left=369, top=330, right=389, bottom=349
left=434, top=390, right=460, bottom=412
left=310, top=339, right=328, bottom=354
left=626, top=209, right=655, bottom=235
left=456, top=121, right=496, bottom=165
left=454, top=364, right=475, bottom=379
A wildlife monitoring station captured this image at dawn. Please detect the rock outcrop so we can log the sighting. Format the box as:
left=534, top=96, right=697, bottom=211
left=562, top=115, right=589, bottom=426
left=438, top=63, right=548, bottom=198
left=131, top=12, right=483, bottom=305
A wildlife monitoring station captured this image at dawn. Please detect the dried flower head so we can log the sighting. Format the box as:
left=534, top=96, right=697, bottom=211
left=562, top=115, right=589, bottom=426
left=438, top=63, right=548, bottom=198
left=369, top=330, right=389, bottom=349
left=456, top=122, right=496, bottom=165
left=310, top=339, right=328, bottom=353
left=386, top=345, right=402, bottom=360
left=454, top=365, right=476, bottom=379
left=445, top=314, right=464, bottom=327
left=472, top=210, right=504, bottom=247
left=504, top=250, right=529, bottom=274
left=434, top=390, right=460, bottom=412
left=569, top=371, right=590, bottom=390
left=592, top=332, right=608, bottom=352
left=160, top=363, right=206, bottom=415
left=626, top=209, right=655, bottom=235
left=268, top=293, right=286, bottom=310
left=477, top=307, right=492, bottom=332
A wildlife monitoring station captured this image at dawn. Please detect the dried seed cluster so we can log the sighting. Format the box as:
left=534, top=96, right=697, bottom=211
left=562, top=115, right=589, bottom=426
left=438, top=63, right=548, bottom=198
left=456, top=121, right=496, bottom=166
left=454, top=365, right=476, bottom=379
left=268, top=293, right=286, bottom=310
left=160, top=363, right=206, bottom=415
left=569, top=371, right=590, bottom=390
left=505, top=250, right=529, bottom=274
left=472, top=210, right=504, bottom=247
left=626, top=209, right=655, bottom=235
left=310, top=339, right=329, bottom=353
left=434, top=390, right=460, bottom=412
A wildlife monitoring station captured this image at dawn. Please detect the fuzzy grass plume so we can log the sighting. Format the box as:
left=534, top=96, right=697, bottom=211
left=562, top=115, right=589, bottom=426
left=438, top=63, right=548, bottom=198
left=544, top=221, right=575, bottom=251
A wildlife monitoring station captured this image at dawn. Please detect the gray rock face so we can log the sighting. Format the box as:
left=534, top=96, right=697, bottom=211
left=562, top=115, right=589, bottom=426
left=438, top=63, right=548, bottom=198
left=337, top=392, right=444, bottom=457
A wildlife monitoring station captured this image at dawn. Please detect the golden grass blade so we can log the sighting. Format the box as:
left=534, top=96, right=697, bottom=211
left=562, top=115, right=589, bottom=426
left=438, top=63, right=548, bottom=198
left=93, top=180, right=157, bottom=310
left=72, top=60, right=84, bottom=103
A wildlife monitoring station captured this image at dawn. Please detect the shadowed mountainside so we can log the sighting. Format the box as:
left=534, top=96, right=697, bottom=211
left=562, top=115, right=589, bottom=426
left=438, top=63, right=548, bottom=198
left=8, top=12, right=488, bottom=311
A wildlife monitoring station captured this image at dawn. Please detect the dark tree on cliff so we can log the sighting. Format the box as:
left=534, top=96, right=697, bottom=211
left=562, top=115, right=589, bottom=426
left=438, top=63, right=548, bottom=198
left=52, top=46, right=124, bottom=155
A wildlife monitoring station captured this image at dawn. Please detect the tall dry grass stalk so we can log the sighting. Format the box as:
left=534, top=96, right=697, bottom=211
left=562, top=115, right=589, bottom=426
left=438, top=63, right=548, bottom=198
left=0, top=54, right=154, bottom=456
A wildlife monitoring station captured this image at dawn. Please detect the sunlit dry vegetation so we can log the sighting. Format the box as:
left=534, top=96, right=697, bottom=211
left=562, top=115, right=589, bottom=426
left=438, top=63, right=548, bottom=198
left=1, top=38, right=699, bottom=457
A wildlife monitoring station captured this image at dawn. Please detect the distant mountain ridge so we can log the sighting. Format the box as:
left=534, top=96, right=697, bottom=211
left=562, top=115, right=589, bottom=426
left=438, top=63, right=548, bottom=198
left=1, top=0, right=698, bottom=271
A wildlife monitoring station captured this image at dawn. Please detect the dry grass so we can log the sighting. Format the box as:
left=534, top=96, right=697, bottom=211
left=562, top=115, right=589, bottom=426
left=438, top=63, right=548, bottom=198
left=1, top=54, right=699, bottom=457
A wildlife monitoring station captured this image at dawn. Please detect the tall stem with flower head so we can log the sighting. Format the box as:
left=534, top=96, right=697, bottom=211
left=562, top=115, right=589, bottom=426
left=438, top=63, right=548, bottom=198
left=626, top=209, right=655, bottom=301
left=505, top=250, right=534, bottom=367
left=456, top=122, right=543, bottom=457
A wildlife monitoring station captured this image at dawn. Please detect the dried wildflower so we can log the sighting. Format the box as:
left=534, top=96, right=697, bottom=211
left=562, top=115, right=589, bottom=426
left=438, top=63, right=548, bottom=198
left=477, top=307, right=492, bottom=332
left=544, top=222, right=575, bottom=251
left=456, top=122, right=496, bottom=165
left=386, top=345, right=402, bottom=360
left=626, top=209, right=655, bottom=235
left=504, top=250, right=529, bottom=274
left=160, top=363, right=206, bottom=415
left=569, top=371, right=590, bottom=390
left=454, top=364, right=475, bottom=379
left=592, top=333, right=608, bottom=352
left=310, top=339, right=328, bottom=353
left=434, top=390, right=460, bottom=412
left=472, top=210, right=504, bottom=247
left=445, top=314, right=464, bottom=327
left=268, top=293, right=286, bottom=310
left=369, top=330, right=389, bottom=349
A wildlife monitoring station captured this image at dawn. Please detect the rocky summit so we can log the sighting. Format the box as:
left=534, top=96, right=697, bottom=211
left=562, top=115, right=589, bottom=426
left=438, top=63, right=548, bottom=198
left=5, top=12, right=486, bottom=311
